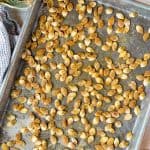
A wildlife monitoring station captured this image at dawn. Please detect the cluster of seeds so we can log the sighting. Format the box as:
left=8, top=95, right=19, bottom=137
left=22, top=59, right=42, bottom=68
left=1, top=0, right=150, bottom=150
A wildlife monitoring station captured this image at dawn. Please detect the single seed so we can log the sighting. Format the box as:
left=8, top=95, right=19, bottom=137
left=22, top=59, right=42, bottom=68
left=67, top=142, right=75, bottom=149
left=93, top=116, right=99, bottom=125
left=126, top=132, right=133, bottom=141
left=136, top=75, right=144, bottom=81
left=136, top=25, right=144, bottom=34
left=116, top=12, right=124, bottom=19
left=143, top=32, right=149, bottom=42
left=105, top=8, right=113, bottom=15
left=134, top=106, right=141, bottom=116
left=89, top=128, right=96, bottom=136
left=100, top=136, right=108, bottom=144
left=88, top=135, right=94, bottom=143
left=129, top=11, right=138, bottom=18
left=50, top=135, right=57, bottom=145
left=61, top=135, right=69, bottom=145
left=1, top=143, right=9, bottom=150
left=124, top=113, right=132, bottom=121
left=119, top=140, right=129, bottom=148
left=115, top=120, right=122, bottom=128
left=114, top=138, right=119, bottom=147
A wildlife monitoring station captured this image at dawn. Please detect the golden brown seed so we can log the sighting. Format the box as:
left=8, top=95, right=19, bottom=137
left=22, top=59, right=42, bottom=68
left=105, top=8, right=113, bottom=15
left=1, top=143, right=9, bottom=150
left=20, top=108, right=28, bottom=114
left=67, top=117, right=74, bottom=125
left=143, top=32, right=149, bottom=41
left=114, top=138, right=119, bottom=147
left=88, top=26, right=96, bottom=34
left=144, top=70, right=150, bottom=76
left=129, top=11, right=138, bottom=18
left=50, top=135, right=57, bottom=145
left=67, top=3, right=73, bottom=12
left=116, top=12, right=124, bottom=19
left=102, top=45, right=110, bottom=51
left=144, top=53, right=150, bottom=60
left=95, top=145, right=103, bottom=150
left=140, top=60, right=148, bottom=68
left=89, top=128, right=96, bottom=136
left=136, top=25, right=144, bottom=34
left=124, top=113, right=132, bottom=121
left=108, top=16, right=115, bottom=26
left=88, top=135, right=94, bottom=143
left=134, top=106, right=141, bottom=116
left=126, top=131, right=133, bottom=141
left=119, top=140, right=129, bottom=148
left=67, top=142, right=75, bottom=149
left=87, top=5, right=92, bottom=14
left=11, top=89, right=21, bottom=99
left=92, top=116, right=99, bottom=125
left=100, top=136, right=108, bottom=144
left=139, top=92, right=146, bottom=100
left=115, top=120, right=122, bottom=128
left=106, top=118, right=115, bottom=123
left=61, top=135, right=69, bottom=145
left=107, top=26, right=113, bottom=34
left=107, top=137, right=114, bottom=146
left=68, top=129, right=77, bottom=137
left=80, top=132, right=87, bottom=139
left=136, top=75, right=144, bottom=81
left=143, top=77, right=150, bottom=86
left=98, top=19, right=104, bottom=28
left=129, top=81, right=137, bottom=90
left=118, top=19, right=124, bottom=28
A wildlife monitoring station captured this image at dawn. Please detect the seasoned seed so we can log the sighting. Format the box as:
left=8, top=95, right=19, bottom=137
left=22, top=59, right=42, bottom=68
left=126, top=131, right=133, bottom=141
left=87, top=135, right=94, bottom=143
left=134, top=106, right=141, bottom=116
left=89, top=128, right=96, bottom=136
left=93, top=116, right=99, bottom=125
left=143, top=32, right=149, bottom=42
left=106, top=118, right=115, bottom=123
left=115, top=120, right=122, bottom=129
left=1, top=143, right=9, bottom=150
left=119, top=140, right=129, bottom=148
left=100, top=136, right=108, bottom=144
left=129, top=11, right=138, bottom=18
left=50, top=135, right=57, bottom=145
left=107, top=137, right=114, bottom=146
left=61, top=135, right=69, bottom=145
left=136, top=25, right=144, bottom=34
left=124, top=113, right=132, bottom=121
left=143, top=77, right=150, bottom=86
left=105, top=8, right=113, bottom=15
left=136, top=75, right=144, bottom=81
left=67, top=142, right=75, bottom=149
left=116, top=12, right=124, bottom=19
left=114, top=138, right=119, bottom=147
left=80, top=132, right=87, bottom=139
left=102, top=45, right=110, bottom=51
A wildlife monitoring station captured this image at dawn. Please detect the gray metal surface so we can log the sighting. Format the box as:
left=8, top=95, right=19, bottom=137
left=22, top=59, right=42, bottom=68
left=0, top=0, right=150, bottom=150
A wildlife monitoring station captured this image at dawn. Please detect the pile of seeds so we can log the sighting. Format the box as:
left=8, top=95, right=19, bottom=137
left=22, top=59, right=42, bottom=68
left=1, top=0, right=150, bottom=150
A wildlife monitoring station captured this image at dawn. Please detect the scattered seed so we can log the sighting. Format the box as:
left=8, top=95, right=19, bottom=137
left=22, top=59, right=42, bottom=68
left=105, top=8, right=113, bottom=15
left=126, top=132, right=133, bottom=141
left=136, top=25, right=144, bottom=34
left=129, top=11, right=138, bottom=18
left=116, top=12, right=124, bottom=19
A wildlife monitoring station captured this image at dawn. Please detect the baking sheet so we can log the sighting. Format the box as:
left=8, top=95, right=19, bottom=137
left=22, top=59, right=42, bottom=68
left=0, top=0, right=150, bottom=150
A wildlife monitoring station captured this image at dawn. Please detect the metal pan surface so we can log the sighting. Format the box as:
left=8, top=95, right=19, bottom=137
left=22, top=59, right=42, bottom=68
left=0, top=0, right=150, bottom=150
